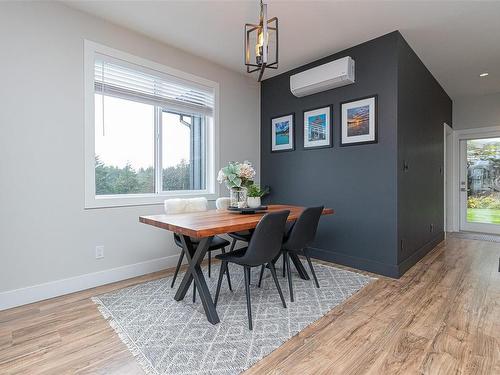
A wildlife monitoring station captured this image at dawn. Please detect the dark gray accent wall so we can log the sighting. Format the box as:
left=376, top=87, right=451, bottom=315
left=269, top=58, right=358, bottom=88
left=396, top=35, right=452, bottom=272
left=261, top=32, right=400, bottom=276
left=260, top=31, right=452, bottom=278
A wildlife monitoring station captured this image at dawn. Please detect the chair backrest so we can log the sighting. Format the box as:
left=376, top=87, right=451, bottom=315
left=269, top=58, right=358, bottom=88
left=283, top=206, right=324, bottom=251
left=164, top=197, right=208, bottom=215
left=238, top=210, right=290, bottom=266
left=166, top=197, right=208, bottom=243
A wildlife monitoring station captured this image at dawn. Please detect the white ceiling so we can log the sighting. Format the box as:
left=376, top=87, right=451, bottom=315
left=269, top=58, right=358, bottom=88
left=65, top=0, right=500, bottom=99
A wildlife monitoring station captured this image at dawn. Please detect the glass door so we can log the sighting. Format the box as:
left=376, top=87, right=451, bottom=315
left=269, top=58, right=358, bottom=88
left=460, top=137, right=500, bottom=234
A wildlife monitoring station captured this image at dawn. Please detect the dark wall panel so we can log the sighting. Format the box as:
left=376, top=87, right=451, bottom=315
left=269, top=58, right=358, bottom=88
left=261, top=31, right=451, bottom=277
left=261, top=32, right=400, bottom=274
left=396, top=34, right=452, bottom=265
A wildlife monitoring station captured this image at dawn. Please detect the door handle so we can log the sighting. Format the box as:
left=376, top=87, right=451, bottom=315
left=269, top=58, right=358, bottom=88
left=460, top=188, right=470, bottom=192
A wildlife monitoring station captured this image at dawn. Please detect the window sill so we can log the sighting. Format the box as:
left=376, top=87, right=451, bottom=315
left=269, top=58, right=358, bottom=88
left=84, top=192, right=218, bottom=209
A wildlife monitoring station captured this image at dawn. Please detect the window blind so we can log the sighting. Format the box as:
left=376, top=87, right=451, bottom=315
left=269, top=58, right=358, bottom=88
left=94, top=53, right=215, bottom=116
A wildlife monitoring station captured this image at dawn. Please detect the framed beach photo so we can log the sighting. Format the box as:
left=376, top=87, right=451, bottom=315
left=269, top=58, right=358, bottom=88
left=340, top=95, right=377, bottom=146
left=271, top=113, right=295, bottom=152
left=303, top=106, right=332, bottom=149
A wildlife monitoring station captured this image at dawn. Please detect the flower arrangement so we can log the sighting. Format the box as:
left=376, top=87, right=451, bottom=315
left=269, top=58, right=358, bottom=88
left=217, top=161, right=256, bottom=189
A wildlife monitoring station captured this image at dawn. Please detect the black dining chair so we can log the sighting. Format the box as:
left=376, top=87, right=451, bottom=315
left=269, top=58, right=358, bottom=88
left=260, top=206, right=324, bottom=302
left=214, top=210, right=290, bottom=330
left=171, top=233, right=232, bottom=302
left=228, top=224, right=293, bottom=281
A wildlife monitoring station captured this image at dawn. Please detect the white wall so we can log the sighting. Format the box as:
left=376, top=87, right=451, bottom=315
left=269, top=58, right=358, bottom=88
left=453, top=92, right=500, bottom=130
left=0, top=2, right=260, bottom=306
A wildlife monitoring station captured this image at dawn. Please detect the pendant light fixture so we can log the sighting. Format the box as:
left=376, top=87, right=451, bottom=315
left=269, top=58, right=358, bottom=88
left=244, top=0, right=278, bottom=81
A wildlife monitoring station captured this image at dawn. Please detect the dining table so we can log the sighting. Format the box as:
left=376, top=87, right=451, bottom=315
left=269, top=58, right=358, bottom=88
left=139, top=204, right=334, bottom=324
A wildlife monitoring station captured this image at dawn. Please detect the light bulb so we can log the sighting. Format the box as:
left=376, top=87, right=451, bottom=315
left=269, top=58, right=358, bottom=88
left=255, top=28, right=269, bottom=65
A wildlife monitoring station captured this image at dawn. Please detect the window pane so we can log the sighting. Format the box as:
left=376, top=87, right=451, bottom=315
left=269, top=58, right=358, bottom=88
left=466, top=138, right=500, bottom=224
left=161, top=111, right=205, bottom=191
left=95, top=94, right=155, bottom=195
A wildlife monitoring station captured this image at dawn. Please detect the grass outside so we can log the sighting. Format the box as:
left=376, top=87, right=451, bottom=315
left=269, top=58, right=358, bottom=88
left=467, top=208, right=500, bottom=224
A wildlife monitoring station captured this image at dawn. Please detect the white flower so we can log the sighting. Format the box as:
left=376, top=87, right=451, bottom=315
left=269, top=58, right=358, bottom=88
left=217, top=161, right=255, bottom=187
left=239, top=162, right=255, bottom=180
left=217, top=169, right=225, bottom=184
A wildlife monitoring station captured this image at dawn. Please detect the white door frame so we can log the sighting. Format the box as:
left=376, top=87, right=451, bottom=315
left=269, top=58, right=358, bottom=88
left=454, top=126, right=500, bottom=234
left=443, top=123, right=453, bottom=234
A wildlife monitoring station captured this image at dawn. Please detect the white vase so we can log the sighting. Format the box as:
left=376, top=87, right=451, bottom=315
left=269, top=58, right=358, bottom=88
left=247, top=196, right=261, bottom=208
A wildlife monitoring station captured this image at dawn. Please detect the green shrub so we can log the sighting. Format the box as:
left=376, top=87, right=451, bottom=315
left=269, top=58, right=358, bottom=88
left=467, top=195, right=500, bottom=209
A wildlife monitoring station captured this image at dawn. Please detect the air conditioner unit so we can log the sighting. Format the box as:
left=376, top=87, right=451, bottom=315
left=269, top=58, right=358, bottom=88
left=290, top=56, right=355, bottom=97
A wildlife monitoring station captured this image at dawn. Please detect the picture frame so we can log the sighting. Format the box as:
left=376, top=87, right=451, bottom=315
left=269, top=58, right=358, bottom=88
left=271, top=113, right=295, bottom=152
left=340, top=95, right=378, bottom=146
left=303, top=106, right=332, bottom=149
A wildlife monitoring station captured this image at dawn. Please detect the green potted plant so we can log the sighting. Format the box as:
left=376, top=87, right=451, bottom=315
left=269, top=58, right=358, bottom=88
left=246, top=184, right=269, bottom=208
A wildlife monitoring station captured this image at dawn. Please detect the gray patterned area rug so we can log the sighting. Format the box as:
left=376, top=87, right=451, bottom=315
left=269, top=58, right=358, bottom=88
left=93, top=261, right=374, bottom=375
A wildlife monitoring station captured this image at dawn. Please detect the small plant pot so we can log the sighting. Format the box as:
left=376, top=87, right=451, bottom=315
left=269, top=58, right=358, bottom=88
left=247, top=197, right=261, bottom=208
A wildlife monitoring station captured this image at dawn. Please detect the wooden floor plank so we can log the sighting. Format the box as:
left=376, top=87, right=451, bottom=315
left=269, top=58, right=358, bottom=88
left=365, top=330, right=430, bottom=375
left=0, top=237, right=499, bottom=374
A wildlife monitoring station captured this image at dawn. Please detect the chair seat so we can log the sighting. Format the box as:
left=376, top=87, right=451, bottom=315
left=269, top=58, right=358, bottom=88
left=215, top=247, right=248, bottom=265
left=228, top=230, right=253, bottom=242
left=174, top=234, right=230, bottom=250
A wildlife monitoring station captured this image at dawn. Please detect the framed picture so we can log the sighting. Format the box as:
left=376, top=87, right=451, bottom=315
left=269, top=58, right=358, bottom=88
left=303, top=106, right=332, bottom=149
left=340, top=95, right=377, bottom=146
left=271, top=113, right=295, bottom=152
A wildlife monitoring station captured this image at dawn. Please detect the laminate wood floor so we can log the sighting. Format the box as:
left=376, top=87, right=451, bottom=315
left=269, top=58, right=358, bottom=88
left=0, top=237, right=498, bottom=374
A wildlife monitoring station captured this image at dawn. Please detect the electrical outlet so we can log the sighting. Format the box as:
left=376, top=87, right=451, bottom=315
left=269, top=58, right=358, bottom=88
left=95, top=245, right=104, bottom=259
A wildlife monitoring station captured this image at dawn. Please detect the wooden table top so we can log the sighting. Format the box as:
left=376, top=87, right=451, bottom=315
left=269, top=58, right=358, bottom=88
left=139, top=204, right=334, bottom=238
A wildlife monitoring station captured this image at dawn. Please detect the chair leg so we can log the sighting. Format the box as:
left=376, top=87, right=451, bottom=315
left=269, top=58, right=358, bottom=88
left=229, top=239, right=241, bottom=286
left=243, top=266, right=253, bottom=330
left=282, top=253, right=286, bottom=278
left=214, top=261, right=226, bottom=306
left=193, top=283, right=196, bottom=303
left=284, top=251, right=294, bottom=302
left=305, top=251, right=320, bottom=288
left=258, top=264, right=265, bottom=288
left=208, top=251, right=211, bottom=278
left=229, top=238, right=237, bottom=252
left=221, top=247, right=232, bottom=291
left=171, top=249, right=185, bottom=288
left=269, top=262, right=287, bottom=308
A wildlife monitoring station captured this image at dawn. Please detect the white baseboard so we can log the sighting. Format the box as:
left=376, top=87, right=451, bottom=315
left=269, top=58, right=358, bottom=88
left=0, top=254, right=181, bottom=311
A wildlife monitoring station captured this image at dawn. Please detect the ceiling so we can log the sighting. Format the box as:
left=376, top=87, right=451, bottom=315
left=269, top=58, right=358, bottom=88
left=65, top=0, right=500, bottom=99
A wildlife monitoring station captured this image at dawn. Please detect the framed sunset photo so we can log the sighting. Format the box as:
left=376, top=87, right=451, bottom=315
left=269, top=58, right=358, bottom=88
left=341, top=95, right=377, bottom=146
left=303, top=106, right=332, bottom=149
left=271, top=113, right=294, bottom=152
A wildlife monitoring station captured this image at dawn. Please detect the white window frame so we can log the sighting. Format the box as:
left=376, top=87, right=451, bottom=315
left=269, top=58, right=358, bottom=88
left=84, top=40, right=220, bottom=209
